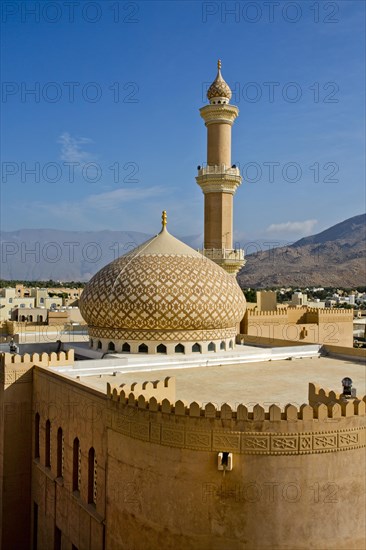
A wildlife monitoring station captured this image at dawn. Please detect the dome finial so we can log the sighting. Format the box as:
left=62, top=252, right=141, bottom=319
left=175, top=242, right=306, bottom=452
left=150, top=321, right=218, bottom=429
left=162, top=210, right=167, bottom=229
left=217, top=59, right=222, bottom=70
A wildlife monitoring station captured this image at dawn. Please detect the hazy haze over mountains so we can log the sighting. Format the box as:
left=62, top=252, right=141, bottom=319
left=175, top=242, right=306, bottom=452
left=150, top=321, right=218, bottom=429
left=0, top=229, right=151, bottom=282
left=0, top=215, right=365, bottom=286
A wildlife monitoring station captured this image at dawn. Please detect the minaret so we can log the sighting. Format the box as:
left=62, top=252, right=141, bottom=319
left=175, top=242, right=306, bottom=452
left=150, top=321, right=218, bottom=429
left=196, top=60, right=245, bottom=275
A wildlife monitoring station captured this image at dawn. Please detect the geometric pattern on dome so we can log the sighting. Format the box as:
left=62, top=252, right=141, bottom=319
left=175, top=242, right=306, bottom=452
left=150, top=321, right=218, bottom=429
left=207, top=79, right=232, bottom=101
left=80, top=253, right=246, bottom=333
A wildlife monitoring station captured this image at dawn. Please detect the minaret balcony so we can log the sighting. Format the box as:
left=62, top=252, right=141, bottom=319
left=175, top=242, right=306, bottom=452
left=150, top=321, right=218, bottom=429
left=196, top=164, right=242, bottom=194
left=197, top=164, right=240, bottom=177
left=200, top=248, right=245, bottom=262
left=199, top=248, right=246, bottom=275
left=200, top=103, right=239, bottom=126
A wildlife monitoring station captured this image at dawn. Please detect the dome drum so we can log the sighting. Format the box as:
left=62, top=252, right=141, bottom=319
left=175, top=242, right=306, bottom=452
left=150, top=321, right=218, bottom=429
left=89, top=335, right=235, bottom=355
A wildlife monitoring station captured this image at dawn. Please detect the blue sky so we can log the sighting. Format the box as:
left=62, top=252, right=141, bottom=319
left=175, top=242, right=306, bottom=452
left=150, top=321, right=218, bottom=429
left=1, top=0, right=365, bottom=245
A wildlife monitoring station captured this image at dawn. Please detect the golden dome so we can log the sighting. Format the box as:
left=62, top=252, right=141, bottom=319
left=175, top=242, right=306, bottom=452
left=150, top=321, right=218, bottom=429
left=207, top=59, right=232, bottom=103
left=79, top=220, right=246, bottom=348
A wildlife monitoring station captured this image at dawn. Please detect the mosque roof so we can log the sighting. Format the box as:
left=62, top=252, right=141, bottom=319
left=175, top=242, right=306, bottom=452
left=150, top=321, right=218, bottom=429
left=79, top=212, right=246, bottom=336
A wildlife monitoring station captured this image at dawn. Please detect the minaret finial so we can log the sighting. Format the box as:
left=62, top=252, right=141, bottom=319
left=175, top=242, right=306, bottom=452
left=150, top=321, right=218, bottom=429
left=162, top=210, right=167, bottom=229
left=218, top=59, right=222, bottom=70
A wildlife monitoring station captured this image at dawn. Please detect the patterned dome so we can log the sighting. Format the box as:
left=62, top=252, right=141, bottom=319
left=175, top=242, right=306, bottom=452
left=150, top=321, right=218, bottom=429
left=79, top=223, right=246, bottom=349
left=207, top=59, right=232, bottom=103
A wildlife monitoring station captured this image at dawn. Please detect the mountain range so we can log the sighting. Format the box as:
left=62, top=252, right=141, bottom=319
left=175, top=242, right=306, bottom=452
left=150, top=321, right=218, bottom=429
left=0, top=214, right=365, bottom=287
left=237, top=213, right=366, bottom=288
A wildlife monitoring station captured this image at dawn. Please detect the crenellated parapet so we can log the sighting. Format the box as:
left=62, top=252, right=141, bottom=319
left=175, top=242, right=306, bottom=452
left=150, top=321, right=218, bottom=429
left=308, top=307, right=353, bottom=315
left=0, top=350, right=74, bottom=386
left=309, top=382, right=366, bottom=410
left=0, top=350, right=74, bottom=367
left=315, top=310, right=354, bottom=325
left=107, top=376, right=176, bottom=403
left=247, top=309, right=289, bottom=317
left=105, top=379, right=366, bottom=455
left=247, top=306, right=353, bottom=319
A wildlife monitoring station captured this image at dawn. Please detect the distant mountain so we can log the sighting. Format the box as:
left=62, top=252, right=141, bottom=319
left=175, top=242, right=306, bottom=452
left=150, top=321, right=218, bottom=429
left=0, top=229, right=152, bottom=282
left=237, top=214, right=366, bottom=288
left=1, top=215, right=365, bottom=286
left=0, top=228, right=206, bottom=282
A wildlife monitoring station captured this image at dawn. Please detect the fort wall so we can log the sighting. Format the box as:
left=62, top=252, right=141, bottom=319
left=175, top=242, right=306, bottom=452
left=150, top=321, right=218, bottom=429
left=2, top=352, right=365, bottom=549
left=31, top=366, right=105, bottom=550
left=241, top=307, right=353, bottom=347
left=0, top=350, right=74, bottom=550
left=103, top=379, right=366, bottom=549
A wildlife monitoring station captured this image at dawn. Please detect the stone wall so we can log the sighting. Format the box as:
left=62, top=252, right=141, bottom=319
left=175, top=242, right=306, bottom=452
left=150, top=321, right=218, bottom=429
left=27, top=368, right=366, bottom=550
left=103, top=381, right=365, bottom=550
left=2, top=351, right=364, bottom=549
left=0, top=350, right=74, bottom=550
left=31, top=367, right=105, bottom=550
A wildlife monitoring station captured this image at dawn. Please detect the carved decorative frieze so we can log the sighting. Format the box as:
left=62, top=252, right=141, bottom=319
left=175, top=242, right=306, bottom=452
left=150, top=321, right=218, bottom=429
left=110, top=409, right=365, bottom=456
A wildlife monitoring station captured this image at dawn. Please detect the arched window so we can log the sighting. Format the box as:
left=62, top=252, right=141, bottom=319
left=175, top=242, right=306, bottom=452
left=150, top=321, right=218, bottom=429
left=192, top=343, right=201, bottom=353
left=175, top=343, right=185, bottom=354
left=108, top=341, right=115, bottom=351
left=88, top=447, right=97, bottom=505
left=220, top=341, right=226, bottom=350
left=45, top=420, right=51, bottom=468
left=29, top=315, right=33, bottom=322
left=33, top=503, right=38, bottom=550
left=57, top=428, right=63, bottom=478
left=122, top=342, right=130, bottom=353
left=97, top=341, right=102, bottom=350
left=208, top=342, right=216, bottom=352
left=73, top=438, right=81, bottom=492
left=157, top=343, right=167, bottom=354
left=54, top=526, right=61, bottom=550
left=34, top=413, right=40, bottom=459
left=229, top=340, right=233, bottom=349
left=138, top=343, right=148, bottom=353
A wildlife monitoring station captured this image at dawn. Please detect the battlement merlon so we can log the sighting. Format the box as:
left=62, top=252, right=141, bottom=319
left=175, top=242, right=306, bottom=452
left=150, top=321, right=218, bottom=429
left=247, top=308, right=288, bottom=317
left=106, top=379, right=366, bottom=423
left=0, top=350, right=74, bottom=368
left=1, top=350, right=74, bottom=388
left=107, top=376, right=175, bottom=403
left=309, top=382, right=364, bottom=406
left=247, top=307, right=353, bottom=320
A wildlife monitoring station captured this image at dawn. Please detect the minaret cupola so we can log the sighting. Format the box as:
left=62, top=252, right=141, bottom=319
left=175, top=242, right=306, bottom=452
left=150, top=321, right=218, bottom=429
left=207, top=59, right=232, bottom=105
